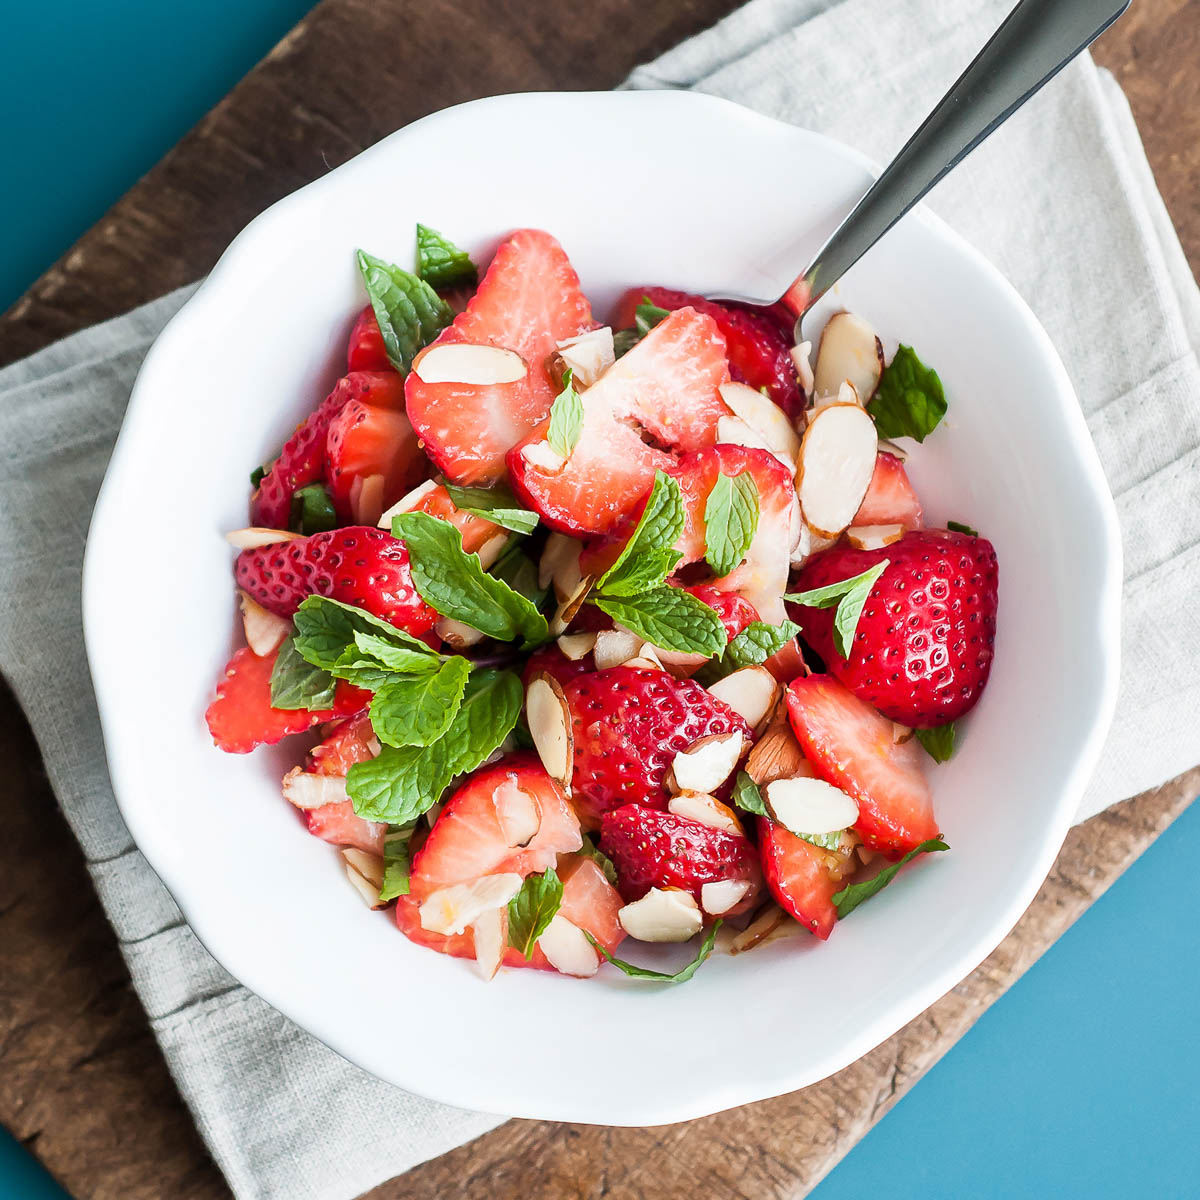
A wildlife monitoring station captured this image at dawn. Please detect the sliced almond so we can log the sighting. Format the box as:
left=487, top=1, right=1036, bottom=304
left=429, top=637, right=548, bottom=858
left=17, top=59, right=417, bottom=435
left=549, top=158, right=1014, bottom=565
left=238, top=590, right=290, bottom=657
left=729, top=904, right=786, bottom=953
left=593, top=629, right=643, bottom=671
left=700, top=878, right=751, bottom=916
left=343, top=862, right=386, bottom=908
left=716, top=414, right=795, bottom=473
left=557, top=631, right=597, bottom=661
left=526, top=674, right=573, bottom=787
left=341, top=847, right=385, bottom=890
left=492, top=777, right=542, bottom=848
left=813, top=311, right=884, bottom=402
left=745, top=703, right=812, bottom=787
left=670, top=731, right=746, bottom=795
left=618, top=887, right=703, bottom=943
left=706, top=666, right=779, bottom=730
left=765, top=777, right=859, bottom=836
left=877, top=438, right=908, bottom=462
left=797, top=402, right=878, bottom=538
left=350, top=471, right=386, bottom=526
left=791, top=341, right=815, bottom=397
left=539, top=532, right=583, bottom=595
left=281, top=767, right=349, bottom=810
left=622, top=645, right=666, bottom=672
left=413, top=343, right=527, bottom=385
left=537, top=914, right=600, bottom=977
left=425, top=800, right=443, bottom=830
left=719, top=381, right=802, bottom=464
left=471, top=906, right=508, bottom=981
left=475, top=532, right=510, bottom=571
left=419, top=873, right=523, bottom=937
left=553, top=326, right=615, bottom=388
left=847, top=523, right=905, bottom=550
left=224, top=526, right=303, bottom=550
left=520, top=440, right=568, bottom=473
left=892, top=722, right=915, bottom=745
left=436, top=616, right=486, bottom=650
left=668, top=792, right=744, bottom=836
left=377, top=478, right=438, bottom=529
left=548, top=574, right=594, bottom=638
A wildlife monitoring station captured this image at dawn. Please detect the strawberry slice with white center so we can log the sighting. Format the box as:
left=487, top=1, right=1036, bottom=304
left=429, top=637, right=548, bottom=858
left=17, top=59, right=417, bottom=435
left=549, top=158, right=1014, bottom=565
left=404, top=229, right=595, bottom=486
left=852, top=451, right=924, bottom=529
left=508, top=307, right=732, bottom=536
left=785, top=675, right=938, bottom=859
left=324, top=397, right=426, bottom=525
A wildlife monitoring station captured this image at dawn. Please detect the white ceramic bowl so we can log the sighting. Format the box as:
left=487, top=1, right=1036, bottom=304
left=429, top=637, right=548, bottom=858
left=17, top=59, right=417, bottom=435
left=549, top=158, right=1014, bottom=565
left=83, top=90, right=1121, bottom=1125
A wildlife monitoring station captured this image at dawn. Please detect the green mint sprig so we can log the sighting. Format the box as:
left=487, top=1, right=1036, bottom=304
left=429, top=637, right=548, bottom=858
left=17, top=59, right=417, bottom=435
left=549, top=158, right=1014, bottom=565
left=833, top=838, right=949, bottom=918
left=357, top=249, right=452, bottom=373
left=786, top=561, right=890, bottom=660
left=546, top=368, right=584, bottom=460
left=289, top=483, right=337, bottom=535
left=613, top=298, right=672, bottom=358
left=415, top=224, right=478, bottom=290
left=947, top=520, right=979, bottom=537
left=916, top=723, right=957, bottom=763
left=507, top=868, right=563, bottom=959
left=704, top=470, right=759, bottom=577
left=867, top=345, right=947, bottom=442
left=269, top=635, right=337, bottom=710
left=443, top=482, right=539, bottom=535
left=587, top=921, right=721, bottom=984
left=694, top=619, right=800, bottom=685
left=379, top=820, right=418, bottom=901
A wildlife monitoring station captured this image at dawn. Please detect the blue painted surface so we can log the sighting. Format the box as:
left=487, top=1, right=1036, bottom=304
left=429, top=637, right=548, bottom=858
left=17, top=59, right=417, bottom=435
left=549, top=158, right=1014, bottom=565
left=3, top=6, right=1199, bottom=1199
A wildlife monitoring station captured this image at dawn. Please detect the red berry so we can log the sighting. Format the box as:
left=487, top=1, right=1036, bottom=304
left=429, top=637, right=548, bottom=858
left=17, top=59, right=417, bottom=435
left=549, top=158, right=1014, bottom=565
left=685, top=584, right=759, bottom=642
left=346, top=305, right=392, bottom=372
left=852, top=452, right=924, bottom=530
left=758, top=817, right=840, bottom=939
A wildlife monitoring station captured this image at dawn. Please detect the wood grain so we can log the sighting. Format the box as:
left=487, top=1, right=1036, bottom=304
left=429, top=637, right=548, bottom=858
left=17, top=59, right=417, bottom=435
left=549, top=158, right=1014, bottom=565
left=0, top=1, right=1196, bottom=1198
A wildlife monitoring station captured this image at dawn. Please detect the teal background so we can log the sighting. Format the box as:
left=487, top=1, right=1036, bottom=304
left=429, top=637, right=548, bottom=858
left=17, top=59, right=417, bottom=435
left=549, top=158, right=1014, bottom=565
left=2, top=3, right=1199, bottom=1197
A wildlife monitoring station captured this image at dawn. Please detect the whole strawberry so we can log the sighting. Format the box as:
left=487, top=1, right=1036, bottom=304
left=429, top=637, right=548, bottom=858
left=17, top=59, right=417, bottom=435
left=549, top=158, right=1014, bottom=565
left=235, top=525, right=437, bottom=634
left=562, top=666, right=752, bottom=824
left=791, top=530, right=998, bottom=727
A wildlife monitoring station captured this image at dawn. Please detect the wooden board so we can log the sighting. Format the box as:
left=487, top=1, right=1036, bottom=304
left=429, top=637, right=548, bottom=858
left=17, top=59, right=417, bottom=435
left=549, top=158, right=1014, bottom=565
left=1, top=1, right=1197, bottom=1197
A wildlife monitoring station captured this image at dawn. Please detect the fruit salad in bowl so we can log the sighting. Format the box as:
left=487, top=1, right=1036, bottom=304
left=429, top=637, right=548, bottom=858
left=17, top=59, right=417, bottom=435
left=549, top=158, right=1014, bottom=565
left=206, top=224, right=999, bottom=982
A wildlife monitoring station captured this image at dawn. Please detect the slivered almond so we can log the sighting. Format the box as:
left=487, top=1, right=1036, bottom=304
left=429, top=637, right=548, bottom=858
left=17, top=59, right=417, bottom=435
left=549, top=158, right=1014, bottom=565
left=593, top=629, right=643, bottom=671
left=350, top=472, right=387, bottom=525
left=719, top=380, right=802, bottom=464
left=700, top=878, right=751, bottom=916
left=729, top=904, right=785, bottom=953
left=539, top=532, right=582, bottom=594
left=521, top=440, right=568, bottom=473
left=765, top=777, right=859, bottom=836
left=745, top=700, right=811, bottom=787
left=892, top=722, right=915, bottom=745
left=877, top=438, right=908, bottom=461
left=378, top=478, right=438, bottom=528
left=282, top=768, right=349, bottom=810
left=344, top=862, right=386, bottom=908
left=526, top=674, right=573, bottom=787
left=537, top=915, right=600, bottom=977
left=791, top=341, right=815, bottom=397
left=706, top=666, right=779, bottom=730
left=847, top=523, right=905, bottom=550
left=668, top=791, right=743, bottom=836
left=413, top=343, right=527, bottom=385
left=425, top=800, right=443, bottom=829
left=419, top=873, right=523, bottom=936
left=225, top=526, right=303, bottom=550
left=813, top=311, right=884, bottom=402
left=493, top=778, right=542, bottom=848
left=475, top=532, right=509, bottom=571
left=553, top=327, right=615, bottom=388
left=548, top=574, right=594, bottom=637
left=670, top=732, right=746, bottom=794
left=342, top=847, right=385, bottom=890
left=797, top=402, right=878, bottom=538
left=622, top=645, right=666, bottom=672
left=471, top=906, right=508, bottom=981
left=618, top=888, right=703, bottom=943
left=238, top=590, right=290, bottom=656
left=716, top=415, right=795, bottom=473
left=557, top=632, right=597, bottom=661
left=436, top=616, right=486, bottom=650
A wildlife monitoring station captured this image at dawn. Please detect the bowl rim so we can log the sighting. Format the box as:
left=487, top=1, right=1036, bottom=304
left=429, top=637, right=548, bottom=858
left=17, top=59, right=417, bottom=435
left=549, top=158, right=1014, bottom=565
left=82, top=88, right=1122, bottom=1124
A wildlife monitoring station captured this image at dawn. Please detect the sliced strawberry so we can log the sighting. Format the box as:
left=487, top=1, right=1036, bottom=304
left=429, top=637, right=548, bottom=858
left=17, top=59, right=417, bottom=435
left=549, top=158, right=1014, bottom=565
left=562, top=667, right=752, bottom=826
left=308, top=712, right=377, bottom=776
left=235, top=525, right=437, bottom=634
left=600, top=804, right=761, bottom=915
left=508, top=308, right=730, bottom=536
left=763, top=637, right=808, bottom=685
left=346, top=305, right=392, bottom=372
left=613, top=286, right=802, bottom=416
left=684, top=585, right=759, bottom=642
left=393, top=895, right=544, bottom=971
left=305, top=801, right=386, bottom=856
left=396, top=481, right=502, bottom=555
left=324, top=398, right=426, bottom=524
left=408, top=754, right=582, bottom=902
left=758, top=818, right=839, bottom=939
left=404, top=229, right=594, bottom=486
left=852, top=452, right=924, bottom=530
left=205, top=646, right=366, bottom=754
left=786, top=675, right=938, bottom=859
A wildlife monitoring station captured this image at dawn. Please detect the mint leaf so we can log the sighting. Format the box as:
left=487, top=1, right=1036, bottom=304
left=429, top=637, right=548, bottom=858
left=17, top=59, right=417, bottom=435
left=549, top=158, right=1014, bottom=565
left=507, top=867, right=563, bottom=959
left=269, top=636, right=336, bottom=710
left=293, top=595, right=439, bottom=672
left=347, top=668, right=523, bottom=822
left=379, top=820, right=417, bottom=901
left=489, top=543, right=548, bottom=609
left=596, top=471, right=684, bottom=596
left=695, top=619, right=800, bottom=684
left=833, top=837, right=949, bottom=919
left=916, top=723, right=957, bottom=763
left=357, top=249, right=452, bottom=373
left=867, top=345, right=947, bottom=442
left=578, top=833, right=619, bottom=886
left=444, top=482, right=539, bottom=535
left=635, top=299, right=671, bottom=337
left=612, top=328, right=640, bottom=358
left=947, top=520, right=979, bottom=537
left=250, top=462, right=269, bottom=488
left=415, top=223, right=477, bottom=290
left=289, top=483, right=337, bottom=535
left=391, top=511, right=549, bottom=646
left=587, top=921, right=721, bottom=983
left=546, top=369, right=584, bottom=460
left=351, top=630, right=441, bottom=675
left=592, top=587, right=726, bottom=656
left=787, top=560, right=890, bottom=660
left=731, top=771, right=768, bottom=818
left=704, top=471, right=759, bottom=576
left=368, top=656, right=471, bottom=748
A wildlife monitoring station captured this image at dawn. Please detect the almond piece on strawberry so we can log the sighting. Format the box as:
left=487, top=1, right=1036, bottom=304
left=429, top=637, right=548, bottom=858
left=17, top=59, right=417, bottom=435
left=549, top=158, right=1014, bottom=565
left=404, top=229, right=595, bottom=486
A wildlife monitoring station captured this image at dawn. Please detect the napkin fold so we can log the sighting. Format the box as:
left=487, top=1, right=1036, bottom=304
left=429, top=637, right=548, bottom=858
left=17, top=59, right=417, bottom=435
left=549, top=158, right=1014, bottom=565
left=1, top=0, right=1196, bottom=1197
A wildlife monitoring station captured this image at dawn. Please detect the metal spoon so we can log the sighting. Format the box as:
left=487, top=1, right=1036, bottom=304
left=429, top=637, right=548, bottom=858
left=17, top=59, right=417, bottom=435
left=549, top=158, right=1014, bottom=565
left=714, top=0, right=1130, bottom=338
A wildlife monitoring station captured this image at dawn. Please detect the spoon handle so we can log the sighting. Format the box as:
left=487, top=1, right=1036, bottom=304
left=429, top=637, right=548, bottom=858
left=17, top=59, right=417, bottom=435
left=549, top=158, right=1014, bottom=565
left=787, top=0, right=1130, bottom=330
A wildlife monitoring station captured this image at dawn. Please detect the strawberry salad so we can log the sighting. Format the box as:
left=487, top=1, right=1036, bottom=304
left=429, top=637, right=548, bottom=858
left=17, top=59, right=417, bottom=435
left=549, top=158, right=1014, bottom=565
left=206, top=225, right=999, bottom=982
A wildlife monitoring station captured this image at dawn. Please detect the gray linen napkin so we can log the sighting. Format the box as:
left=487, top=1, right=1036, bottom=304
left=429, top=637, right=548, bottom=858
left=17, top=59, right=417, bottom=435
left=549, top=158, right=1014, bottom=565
left=1, top=0, right=1196, bottom=1197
